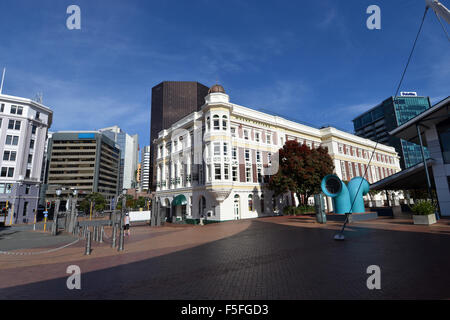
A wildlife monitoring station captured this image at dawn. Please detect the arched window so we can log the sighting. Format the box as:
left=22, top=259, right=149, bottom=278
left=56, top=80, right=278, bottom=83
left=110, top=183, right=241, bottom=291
left=248, top=194, right=253, bottom=212
left=260, top=194, right=265, bottom=214
left=213, top=115, right=220, bottom=130
left=222, top=115, right=228, bottom=130
left=206, top=117, right=210, bottom=131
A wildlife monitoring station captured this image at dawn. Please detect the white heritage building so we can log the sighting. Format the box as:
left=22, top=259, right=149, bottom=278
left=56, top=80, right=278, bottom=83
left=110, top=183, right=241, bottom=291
left=153, top=85, right=401, bottom=223
left=0, top=93, right=52, bottom=224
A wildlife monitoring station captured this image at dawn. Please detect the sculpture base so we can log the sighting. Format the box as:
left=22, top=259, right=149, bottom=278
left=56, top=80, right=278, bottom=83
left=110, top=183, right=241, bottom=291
left=327, top=212, right=378, bottom=222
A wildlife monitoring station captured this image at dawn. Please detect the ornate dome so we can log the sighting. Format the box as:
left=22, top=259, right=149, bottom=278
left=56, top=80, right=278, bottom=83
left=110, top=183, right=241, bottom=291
left=208, top=84, right=226, bottom=94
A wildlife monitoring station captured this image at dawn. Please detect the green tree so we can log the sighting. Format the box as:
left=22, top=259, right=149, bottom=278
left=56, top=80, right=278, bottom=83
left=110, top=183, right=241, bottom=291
left=79, top=192, right=106, bottom=214
left=116, top=195, right=135, bottom=210
left=268, top=140, right=334, bottom=205
left=136, top=196, right=147, bottom=208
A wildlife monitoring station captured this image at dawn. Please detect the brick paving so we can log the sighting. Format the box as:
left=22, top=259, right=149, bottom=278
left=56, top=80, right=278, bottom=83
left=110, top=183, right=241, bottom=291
left=0, top=216, right=449, bottom=299
left=0, top=227, right=78, bottom=251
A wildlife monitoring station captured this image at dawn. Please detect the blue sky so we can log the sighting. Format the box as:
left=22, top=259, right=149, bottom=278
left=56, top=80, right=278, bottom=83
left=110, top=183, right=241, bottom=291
left=0, top=0, right=449, bottom=149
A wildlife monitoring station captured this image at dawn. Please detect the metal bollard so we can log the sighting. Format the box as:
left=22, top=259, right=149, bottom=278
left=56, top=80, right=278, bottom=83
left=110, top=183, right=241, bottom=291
left=118, top=226, right=124, bottom=252
left=111, top=224, right=117, bottom=248
left=93, top=226, right=98, bottom=242
left=99, top=226, right=104, bottom=243
left=51, top=216, right=58, bottom=236
left=85, top=230, right=92, bottom=255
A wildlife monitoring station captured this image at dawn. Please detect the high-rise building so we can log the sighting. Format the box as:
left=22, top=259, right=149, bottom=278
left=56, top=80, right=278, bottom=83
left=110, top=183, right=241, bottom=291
left=353, top=94, right=431, bottom=169
left=99, top=126, right=139, bottom=190
left=45, top=131, right=120, bottom=203
left=150, top=81, right=209, bottom=190
left=141, top=145, right=151, bottom=191
left=0, top=93, right=52, bottom=224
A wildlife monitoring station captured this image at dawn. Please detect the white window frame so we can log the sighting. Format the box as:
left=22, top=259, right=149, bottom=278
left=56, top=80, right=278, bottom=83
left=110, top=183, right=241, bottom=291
left=246, top=167, right=252, bottom=182
left=232, top=166, right=238, bottom=182
left=214, top=164, right=221, bottom=180
left=214, top=142, right=221, bottom=156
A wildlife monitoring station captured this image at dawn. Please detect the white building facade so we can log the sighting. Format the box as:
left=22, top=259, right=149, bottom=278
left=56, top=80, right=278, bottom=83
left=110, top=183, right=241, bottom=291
left=0, top=93, right=52, bottom=224
left=99, top=126, right=139, bottom=190
left=140, top=145, right=151, bottom=191
left=153, top=85, right=401, bottom=223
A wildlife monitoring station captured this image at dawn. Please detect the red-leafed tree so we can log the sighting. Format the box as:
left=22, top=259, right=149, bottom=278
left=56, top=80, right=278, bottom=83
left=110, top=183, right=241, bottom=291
left=268, top=140, right=334, bottom=205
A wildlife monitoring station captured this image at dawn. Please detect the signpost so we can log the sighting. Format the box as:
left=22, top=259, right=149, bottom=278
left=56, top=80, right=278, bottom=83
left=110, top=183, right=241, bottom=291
left=43, top=211, right=48, bottom=231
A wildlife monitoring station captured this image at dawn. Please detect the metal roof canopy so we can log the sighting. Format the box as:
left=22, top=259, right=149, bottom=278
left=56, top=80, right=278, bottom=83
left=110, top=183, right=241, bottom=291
left=370, top=160, right=435, bottom=191
left=389, top=96, right=450, bottom=145
left=172, top=194, right=187, bottom=206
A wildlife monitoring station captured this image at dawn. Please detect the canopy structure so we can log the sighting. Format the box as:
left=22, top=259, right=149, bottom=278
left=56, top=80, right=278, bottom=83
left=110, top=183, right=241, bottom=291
left=370, top=160, right=435, bottom=191
left=172, top=194, right=187, bottom=206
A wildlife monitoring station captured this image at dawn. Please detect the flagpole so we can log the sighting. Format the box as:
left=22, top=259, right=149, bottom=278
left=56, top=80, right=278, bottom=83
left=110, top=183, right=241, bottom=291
left=0, top=68, right=5, bottom=94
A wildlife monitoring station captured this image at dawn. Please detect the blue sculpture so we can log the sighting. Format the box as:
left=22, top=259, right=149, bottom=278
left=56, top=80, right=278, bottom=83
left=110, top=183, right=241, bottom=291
left=321, top=175, right=369, bottom=214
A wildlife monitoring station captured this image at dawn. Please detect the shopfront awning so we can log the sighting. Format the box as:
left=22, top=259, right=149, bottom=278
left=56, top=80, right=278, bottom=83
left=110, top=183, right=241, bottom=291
left=172, top=194, right=187, bottom=206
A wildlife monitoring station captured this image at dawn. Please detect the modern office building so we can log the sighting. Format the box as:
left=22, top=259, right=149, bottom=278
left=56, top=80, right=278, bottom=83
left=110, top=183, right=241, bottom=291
left=353, top=94, right=431, bottom=169
left=140, top=145, right=151, bottom=191
left=45, top=131, right=120, bottom=203
left=99, top=126, right=139, bottom=190
left=153, top=85, right=401, bottom=223
left=150, top=81, right=210, bottom=190
left=372, top=96, right=450, bottom=217
left=0, top=93, right=52, bottom=224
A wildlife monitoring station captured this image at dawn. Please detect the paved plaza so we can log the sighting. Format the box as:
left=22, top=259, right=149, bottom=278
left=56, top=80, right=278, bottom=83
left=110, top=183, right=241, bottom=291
left=0, top=216, right=449, bottom=299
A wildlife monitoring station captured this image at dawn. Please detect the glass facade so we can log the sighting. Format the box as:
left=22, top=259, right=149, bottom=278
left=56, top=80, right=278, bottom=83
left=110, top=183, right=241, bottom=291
left=401, top=140, right=428, bottom=168
left=437, top=118, right=450, bottom=164
left=394, top=97, right=431, bottom=126
left=353, top=104, right=384, bottom=130
left=353, top=96, right=431, bottom=169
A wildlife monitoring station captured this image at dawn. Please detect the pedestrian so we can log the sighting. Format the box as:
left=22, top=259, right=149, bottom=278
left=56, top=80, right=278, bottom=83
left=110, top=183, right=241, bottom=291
left=124, top=213, right=130, bottom=236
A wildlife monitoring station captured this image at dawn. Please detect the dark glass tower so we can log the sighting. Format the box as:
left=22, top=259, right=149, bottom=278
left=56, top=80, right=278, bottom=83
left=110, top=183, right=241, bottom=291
left=149, top=81, right=210, bottom=189
left=353, top=95, right=432, bottom=169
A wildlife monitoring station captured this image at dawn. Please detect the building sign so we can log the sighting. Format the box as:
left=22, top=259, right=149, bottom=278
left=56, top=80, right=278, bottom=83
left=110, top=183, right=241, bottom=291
left=400, top=92, right=418, bottom=97
left=78, top=133, right=95, bottom=139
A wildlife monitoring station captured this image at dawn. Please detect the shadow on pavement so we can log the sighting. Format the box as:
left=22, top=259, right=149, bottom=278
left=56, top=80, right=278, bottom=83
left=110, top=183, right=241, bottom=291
left=1, top=220, right=450, bottom=300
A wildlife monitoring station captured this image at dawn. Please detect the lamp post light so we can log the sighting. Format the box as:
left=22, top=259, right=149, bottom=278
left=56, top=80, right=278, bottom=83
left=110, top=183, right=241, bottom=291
left=52, top=188, right=62, bottom=236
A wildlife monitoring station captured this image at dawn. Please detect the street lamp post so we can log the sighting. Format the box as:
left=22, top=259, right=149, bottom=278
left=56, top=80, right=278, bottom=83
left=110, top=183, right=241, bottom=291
left=68, top=188, right=78, bottom=234
left=52, top=188, right=62, bottom=236
left=118, top=188, right=127, bottom=251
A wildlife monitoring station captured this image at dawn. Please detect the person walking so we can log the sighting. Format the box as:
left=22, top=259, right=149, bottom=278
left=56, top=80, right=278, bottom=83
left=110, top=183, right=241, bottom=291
left=124, top=213, right=130, bottom=236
